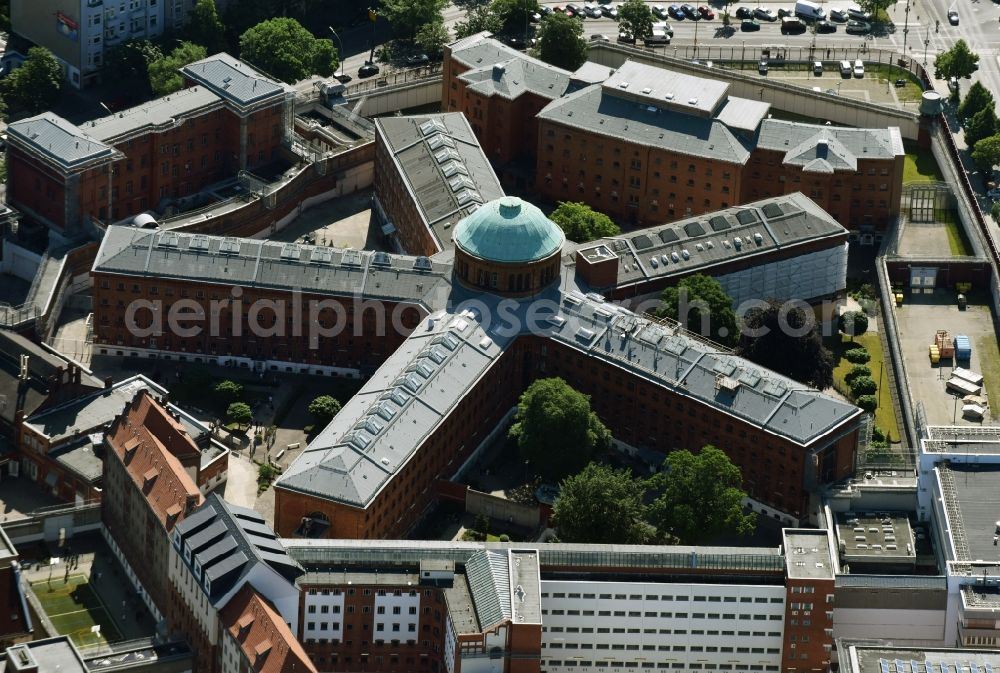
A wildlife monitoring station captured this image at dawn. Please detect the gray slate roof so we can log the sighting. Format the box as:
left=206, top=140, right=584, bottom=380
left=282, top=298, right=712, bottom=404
left=7, top=112, right=119, bottom=171
left=582, top=192, right=847, bottom=288
left=376, top=114, right=505, bottom=253
left=274, top=306, right=510, bottom=507
left=757, top=119, right=904, bottom=170
left=538, top=83, right=753, bottom=165
left=181, top=52, right=290, bottom=108
left=85, top=86, right=222, bottom=143
left=459, top=57, right=570, bottom=101
left=25, top=375, right=164, bottom=444
left=93, top=226, right=453, bottom=310
left=174, top=492, right=303, bottom=606
left=936, top=463, right=1000, bottom=564
left=603, top=60, right=730, bottom=116
left=448, top=32, right=571, bottom=81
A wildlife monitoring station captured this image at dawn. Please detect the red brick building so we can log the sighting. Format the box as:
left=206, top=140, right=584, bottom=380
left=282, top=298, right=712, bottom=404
left=102, top=389, right=204, bottom=625
left=220, top=585, right=318, bottom=673
left=442, top=33, right=571, bottom=177
left=6, top=53, right=293, bottom=236
left=441, top=36, right=904, bottom=233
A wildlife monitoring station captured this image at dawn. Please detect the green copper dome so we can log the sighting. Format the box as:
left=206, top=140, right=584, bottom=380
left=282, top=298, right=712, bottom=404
left=454, top=197, right=565, bottom=263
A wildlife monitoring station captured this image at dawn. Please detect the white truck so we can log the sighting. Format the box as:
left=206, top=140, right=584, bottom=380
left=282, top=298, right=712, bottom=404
left=794, top=0, right=826, bottom=20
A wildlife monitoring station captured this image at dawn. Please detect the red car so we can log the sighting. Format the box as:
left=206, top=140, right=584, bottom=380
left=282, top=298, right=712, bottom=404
left=698, top=5, right=715, bottom=18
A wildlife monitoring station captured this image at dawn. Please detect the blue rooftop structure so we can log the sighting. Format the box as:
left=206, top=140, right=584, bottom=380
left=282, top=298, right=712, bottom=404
left=453, top=197, right=565, bottom=264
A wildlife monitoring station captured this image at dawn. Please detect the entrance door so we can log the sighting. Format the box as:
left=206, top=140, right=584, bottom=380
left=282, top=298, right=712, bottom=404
left=911, top=266, right=938, bottom=294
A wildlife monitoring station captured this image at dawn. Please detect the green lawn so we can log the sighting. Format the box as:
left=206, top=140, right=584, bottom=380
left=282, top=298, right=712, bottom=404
left=940, top=211, right=974, bottom=256
left=974, top=332, right=1000, bottom=412
left=869, top=65, right=924, bottom=102
left=31, top=574, right=123, bottom=648
left=830, top=331, right=901, bottom=443
left=903, top=141, right=945, bottom=183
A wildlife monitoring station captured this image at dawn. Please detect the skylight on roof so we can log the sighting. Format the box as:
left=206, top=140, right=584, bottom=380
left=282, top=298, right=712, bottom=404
left=189, top=234, right=209, bottom=250
left=389, top=388, right=411, bottom=406
left=376, top=402, right=397, bottom=422
left=419, top=118, right=447, bottom=136
left=427, top=134, right=456, bottom=151
left=428, top=346, right=448, bottom=364
left=441, top=161, right=468, bottom=178
left=402, top=373, right=423, bottom=393
left=280, top=244, right=301, bottom=260
left=456, top=189, right=482, bottom=206
left=415, top=361, right=435, bottom=379
left=219, top=238, right=241, bottom=255
left=434, top=147, right=461, bottom=164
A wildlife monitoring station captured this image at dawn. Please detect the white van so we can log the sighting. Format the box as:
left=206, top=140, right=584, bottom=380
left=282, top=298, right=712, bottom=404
left=794, top=0, right=826, bottom=20
left=853, top=59, right=865, bottom=77
left=644, top=28, right=671, bottom=45
left=813, top=61, right=823, bottom=74
left=839, top=60, right=852, bottom=76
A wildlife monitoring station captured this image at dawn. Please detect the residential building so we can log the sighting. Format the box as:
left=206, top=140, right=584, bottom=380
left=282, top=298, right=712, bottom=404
left=168, top=493, right=304, bottom=673
left=0, top=528, right=31, bottom=648
left=6, top=53, right=293, bottom=236
left=219, top=585, right=318, bottom=673
left=10, top=0, right=165, bottom=88
left=102, top=389, right=204, bottom=625
left=374, top=113, right=504, bottom=256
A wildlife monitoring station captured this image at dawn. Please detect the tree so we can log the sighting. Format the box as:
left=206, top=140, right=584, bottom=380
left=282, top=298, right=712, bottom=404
left=849, top=376, right=877, bottom=396
left=490, top=0, right=541, bottom=35
left=549, top=201, right=620, bottom=243
left=656, top=274, right=737, bottom=346
left=184, top=0, right=227, bottom=54
left=965, top=107, right=998, bottom=147
left=845, top=364, right=872, bottom=383
left=553, top=463, right=650, bottom=544
left=379, top=0, right=447, bottom=38
left=617, top=0, right=655, bottom=40
left=415, top=20, right=451, bottom=56
left=845, top=347, right=871, bottom=364
left=240, top=18, right=337, bottom=83
left=839, top=310, right=869, bottom=342
left=536, top=13, right=587, bottom=71
left=148, top=41, right=208, bottom=96
left=227, top=402, right=253, bottom=429
left=856, top=395, right=878, bottom=412
left=958, top=81, right=995, bottom=121
left=738, top=300, right=834, bottom=389
left=854, top=0, right=896, bottom=23
left=647, top=446, right=756, bottom=544
left=215, top=379, right=243, bottom=402
left=105, top=39, right=163, bottom=90
left=2, top=47, right=62, bottom=115
left=509, top=377, right=612, bottom=480
left=935, top=40, right=980, bottom=80
left=308, top=395, right=342, bottom=426
left=972, top=134, right=1000, bottom=171
left=455, top=4, right=503, bottom=38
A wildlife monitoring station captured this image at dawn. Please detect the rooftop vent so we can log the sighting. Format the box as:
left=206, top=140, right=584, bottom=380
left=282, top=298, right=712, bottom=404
left=618, top=81, right=629, bottom=89
left=688, top=97, right=699, bottom=105
left=642, top=87, right=652, bottom=94
left=664, top=92, right=674, bottom=100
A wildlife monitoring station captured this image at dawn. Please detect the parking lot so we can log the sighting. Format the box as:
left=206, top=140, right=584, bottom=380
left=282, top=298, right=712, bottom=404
left=893, top=290, right=1000, bottom=425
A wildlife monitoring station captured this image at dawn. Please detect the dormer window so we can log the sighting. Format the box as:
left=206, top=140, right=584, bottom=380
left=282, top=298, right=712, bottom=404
left=194, top=561, right=202, bottom=579
left=204, top=578, right=211, bottom=593
left=183, top=545, right=192, bottom=563
left=172, top=531, right=181, bottom=549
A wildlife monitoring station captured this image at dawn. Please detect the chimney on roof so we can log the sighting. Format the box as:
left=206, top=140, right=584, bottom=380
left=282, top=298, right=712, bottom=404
left=104, top=376, right=114, bottom=389
left=816, top=140, right=828, bottom=158
left=492, top=64, right=505, bottom=79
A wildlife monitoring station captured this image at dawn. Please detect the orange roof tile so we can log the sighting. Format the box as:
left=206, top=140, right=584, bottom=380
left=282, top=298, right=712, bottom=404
left=221, top=585, right=318, bottom=673
left=106, top=390, right=202, bottom=531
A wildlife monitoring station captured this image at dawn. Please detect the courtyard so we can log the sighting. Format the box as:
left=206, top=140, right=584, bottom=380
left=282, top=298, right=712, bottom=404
left=893, top=289, right=1000, bottom=425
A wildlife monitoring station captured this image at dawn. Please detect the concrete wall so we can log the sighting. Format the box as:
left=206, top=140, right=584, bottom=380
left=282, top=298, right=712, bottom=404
left=1, top=502, right=102, bottom=545
left=0, top=239, right=42, bottom=283
left=348, top=81, right=442, bottom=118
left=466, top=488, right=542, bottom=530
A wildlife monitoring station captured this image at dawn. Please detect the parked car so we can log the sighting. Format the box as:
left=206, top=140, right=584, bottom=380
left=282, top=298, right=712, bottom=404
left=754, top=7, right=777, bottom=20
left=652, top=4, right=669, bottom=17
left=566, top=3, right=583, bottom=16
left=741, top=18, right=761, bottom=29
left=813, top=60, right=823, bottom=74
left=405, top=53, right=430, bottom=66
left=584, top=4, right=604, bottom=17
left=599, top=3, right=619, bottom=18
left=617, top=31, right=637, bottom=42
left=681, top=3, right=698, bottom=17
left=358, top=62, right=380, bottom=78
left=948, top=9, right=959, bottom=24
left=845, top=19, right=871, bottom=32
left=846, top=5, right=871, bottom=19
left=591, top=32, right=611, bottom=41
left=816, top=19, right=837, bottom=31
left=828, top=7, right=849, bottom=21
left=853, top=59, right=865, bottom=77
left=698, top=5, right=715, bottom=18
left=778, top=7, right=793, bottom=17
left=539, top=5, right=553, bottom=15
left=655, top=20, right=674, bottom=34
left=668, top=4, right=684, bottom=17
left=735, top=6, right=754, bottom=18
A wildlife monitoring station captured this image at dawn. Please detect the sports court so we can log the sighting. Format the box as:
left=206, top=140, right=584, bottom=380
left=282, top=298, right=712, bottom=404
left=30, top=573, right=124, bottom=648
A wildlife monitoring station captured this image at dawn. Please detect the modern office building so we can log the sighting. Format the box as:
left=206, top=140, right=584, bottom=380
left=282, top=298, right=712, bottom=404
left=6, top=53, right=293, bottom=236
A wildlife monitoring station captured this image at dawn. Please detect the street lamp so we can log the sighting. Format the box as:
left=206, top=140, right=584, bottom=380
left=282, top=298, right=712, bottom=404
left=328, top=27, right=345, bottom=79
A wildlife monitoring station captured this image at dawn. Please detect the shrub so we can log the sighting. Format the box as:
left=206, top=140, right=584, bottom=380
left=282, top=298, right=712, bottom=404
left=850, top=376, right=877, bottom=396
left=857, top=395, right=878, bottom=412
left=215, top=379, right=243, bottom=401
left=845, top=348, right=871, bottom=364
left=499, top=534, right=510, bottom=542
left=845, top=364, right=872, bottom=383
